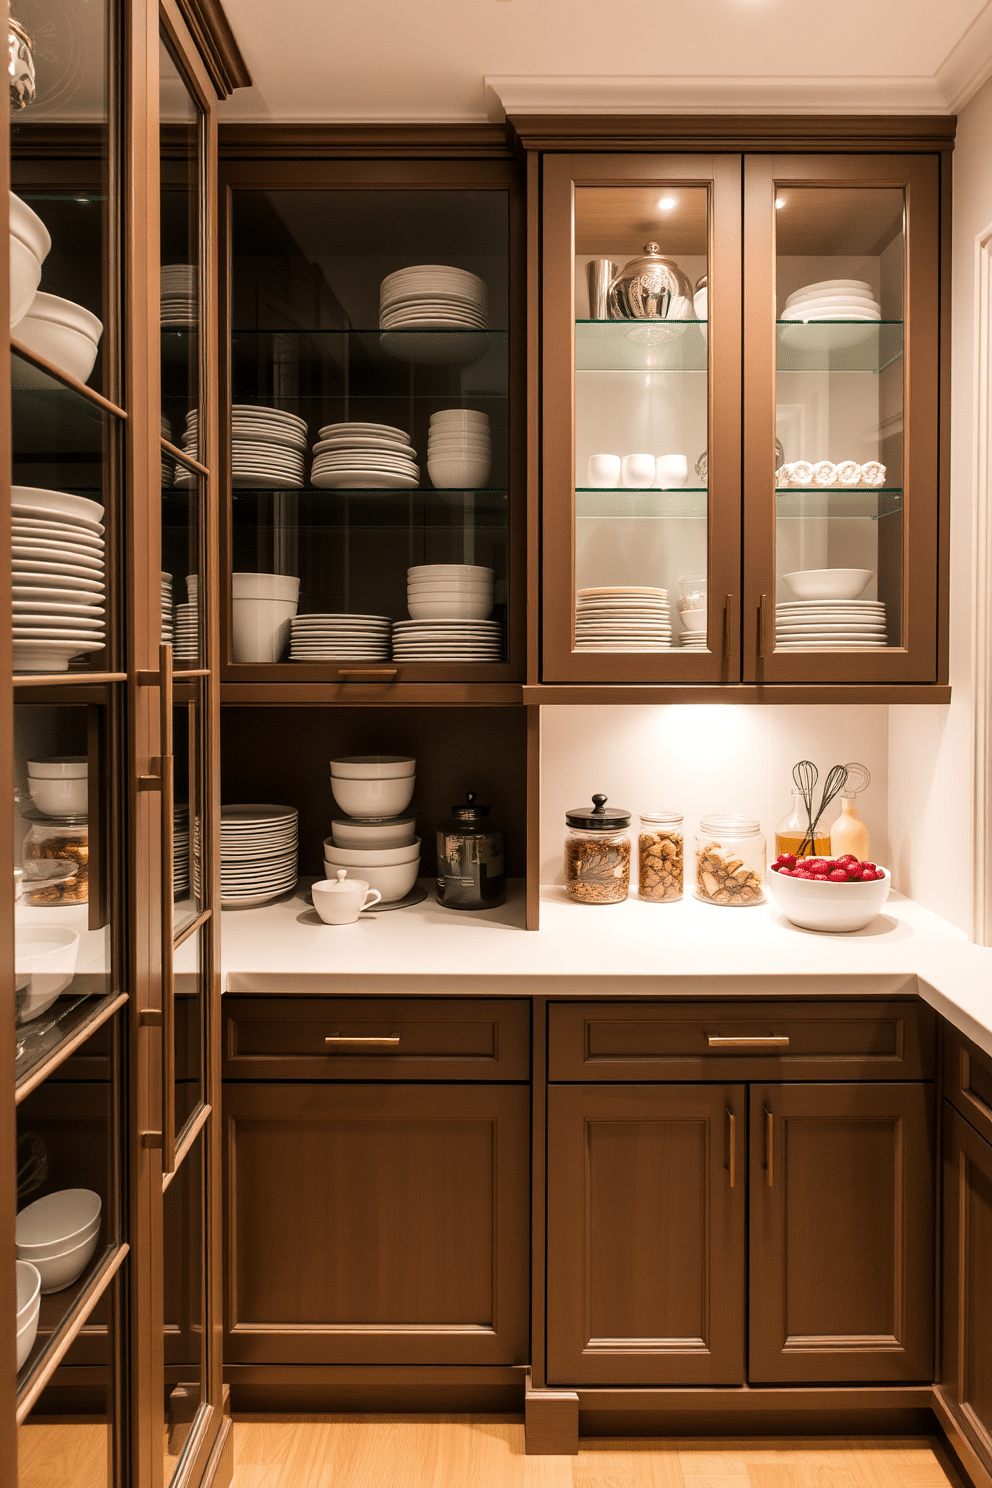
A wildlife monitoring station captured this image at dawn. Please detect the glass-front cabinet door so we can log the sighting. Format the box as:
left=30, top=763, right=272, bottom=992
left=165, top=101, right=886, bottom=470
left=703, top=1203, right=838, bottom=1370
left=541, top=155, right=742, bottom=683
left=742, top=154, right=941, bottom=683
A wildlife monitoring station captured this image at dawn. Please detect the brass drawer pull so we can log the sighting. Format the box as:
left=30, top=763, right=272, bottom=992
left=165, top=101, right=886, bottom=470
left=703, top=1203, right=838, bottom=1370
left=707, top=1035, right=790, bottom=1048
left=325, top=1035, right=401, bottom=1047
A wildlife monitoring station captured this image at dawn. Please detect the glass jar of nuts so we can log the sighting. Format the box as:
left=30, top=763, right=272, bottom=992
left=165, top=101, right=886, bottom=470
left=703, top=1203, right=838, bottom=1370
left=694, top=814, right=765, bottom=906
left=21, top=817, right=89, bottom=906
left=638, top=811, right=684, bottom=902
left=564, top=795, right=631, bottom=905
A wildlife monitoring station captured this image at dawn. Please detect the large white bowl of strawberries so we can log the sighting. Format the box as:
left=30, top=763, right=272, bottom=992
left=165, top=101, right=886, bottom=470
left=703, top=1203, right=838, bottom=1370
left=766, top=852, right=890, bottom=933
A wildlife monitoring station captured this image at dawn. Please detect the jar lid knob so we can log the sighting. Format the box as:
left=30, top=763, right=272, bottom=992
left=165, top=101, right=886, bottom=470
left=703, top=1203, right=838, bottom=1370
left=591, top=793, right=608, bottom=813
left=465, top=791, right=476, bottom=806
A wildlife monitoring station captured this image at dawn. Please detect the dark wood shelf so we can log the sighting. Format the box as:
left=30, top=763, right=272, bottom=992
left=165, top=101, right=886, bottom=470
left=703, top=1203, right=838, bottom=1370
left=523, top=683, right=952, bottom=705
left=220, top=679, right=524, bottom=706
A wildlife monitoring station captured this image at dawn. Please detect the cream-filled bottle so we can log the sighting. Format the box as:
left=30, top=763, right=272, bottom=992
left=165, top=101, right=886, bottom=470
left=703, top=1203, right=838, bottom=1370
left=830, top=794, right=869, bottom=860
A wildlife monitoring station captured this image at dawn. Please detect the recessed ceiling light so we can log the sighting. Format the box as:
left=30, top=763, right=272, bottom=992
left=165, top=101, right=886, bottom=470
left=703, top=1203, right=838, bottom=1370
left=775, top=197, right=786, bottom=209
left=658, top=197, right=677, bottom=211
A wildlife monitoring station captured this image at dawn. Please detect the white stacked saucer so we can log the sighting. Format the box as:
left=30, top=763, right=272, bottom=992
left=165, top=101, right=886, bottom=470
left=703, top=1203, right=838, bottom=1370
left=679, top=630, right=708, bottom=652
left=160, top=264, right=197, bottom=327
left=173, top=804, right=190, bottom=898
left=220, top=804, right=298, bottom=908
left=288, top=613, right=392, bottom=661
left=11, top=487, right=107, bottom=672
left=775, top=599, right=888, bottom=648
left=310, top=422, right=419, bottom=490
left=779, top=279, right=882, bottom=350
left=379, top=265, right=488, bottom=364
left=574, top=586, right=672, bottom=651
left=161, top=572, right=174, bottom=643
left=391, top=618, right=501, bottom=661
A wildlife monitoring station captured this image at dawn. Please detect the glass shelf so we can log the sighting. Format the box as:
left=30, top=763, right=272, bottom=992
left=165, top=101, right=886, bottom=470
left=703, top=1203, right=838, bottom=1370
left=229, top=487, right=509, bottom=531
left=576, top=488, right=707, bottom=520
left=776, top=321, right=903, bottom=373
left=575, top=320, right=708, bottom=373
left=775, top=487, right=903, bottom=520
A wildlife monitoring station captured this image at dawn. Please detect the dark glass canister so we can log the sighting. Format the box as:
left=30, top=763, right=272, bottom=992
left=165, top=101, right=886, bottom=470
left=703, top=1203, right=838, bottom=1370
left=436, top=792, right=506, bottom=910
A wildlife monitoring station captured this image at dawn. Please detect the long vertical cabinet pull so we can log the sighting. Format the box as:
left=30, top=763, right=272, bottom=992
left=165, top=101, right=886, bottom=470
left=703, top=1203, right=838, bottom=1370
left=727, top=1108, right=737, bottom=1188
left=764, top=1106, right=774, bottom=1186
left=138, top=642, right=175, bottom=1171
left=758, top=595, right=771, bottom=659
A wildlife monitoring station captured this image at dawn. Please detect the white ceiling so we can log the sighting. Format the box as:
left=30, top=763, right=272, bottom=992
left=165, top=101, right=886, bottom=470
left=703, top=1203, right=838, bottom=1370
left=219, top=0, right=992, bottom=122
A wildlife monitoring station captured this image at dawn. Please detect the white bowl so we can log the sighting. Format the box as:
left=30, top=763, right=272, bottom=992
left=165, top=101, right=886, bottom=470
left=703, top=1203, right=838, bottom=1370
left=15, top=292, right=103, bottom=382
left=15, top=1261, right=41, bottom=1371
left=330, top=816, right=417, bottom=848
left=427, top=454, right=492, bottom=489
left=232, top=572, right=300, bottom=602
left=408, top=597, right=494, bottom=620
left=766, top=865, right=891, bottom=933
left=27, top=755, right=87, bottom=779
left=27, top=775, right=88, bottom=817
left=407, top=578, right=494, bottom=592
left=9, top=192, right=52, bottom=265
left=430, top=409, right=489, bottom=425
left=9, top=236, right=41, bottom=331
left=680, top=608, right=707, bottom=628
left=15, top=927, right=80, bottom=1023
left=409, top=564, right=493, bottom=581
left=427, top=433, right=492, bottom=447
left=783, top=568, right=873, bottom=601
left=31, top=1230, right=101, bottom=1294
left=324, top=836, right=422, bottom=867
left=330, top=775, right=416, bottom=820
left=16, top=1188, right=102, bottom=1254
left=232, top=595, right=298, bottom=663
left=330, top=755, right=416, bottom=779
left=323, top=856, right=419, bottom=904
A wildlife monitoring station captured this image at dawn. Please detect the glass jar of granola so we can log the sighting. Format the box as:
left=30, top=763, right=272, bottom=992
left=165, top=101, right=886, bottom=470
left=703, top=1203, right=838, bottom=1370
left=564, top=795, right=631, bottom=905
left=694, top=814, right=765, bottom=906
left=638, top=810, right=684, bottom=902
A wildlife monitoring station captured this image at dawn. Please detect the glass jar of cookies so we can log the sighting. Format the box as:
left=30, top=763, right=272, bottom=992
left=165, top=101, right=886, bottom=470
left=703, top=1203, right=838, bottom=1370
left=694, top=814, right=765, bottom=906
left=21, top=817, right=89, bottom=906
left=564, top=795, right=631, bottom=905
left=638, top=811, right=684, bottom=902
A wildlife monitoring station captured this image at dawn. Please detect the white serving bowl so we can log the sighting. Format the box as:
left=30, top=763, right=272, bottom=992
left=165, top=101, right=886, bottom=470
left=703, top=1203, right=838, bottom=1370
left=15, top=927, right=80, bottom=1023
left=31, top=1231, right=101, bottom=1294
left=15, top=292, right=103, bottom=383
left=324, top=836, right=421, bottom=867
left=783, top=568, right=873, bottom=601
left=15, top=1261, right=41, bottom=1371
left=27, top=775, right=88, bottom=817
left=427, top=454, right=492, bottom=489
left=409, top=564, right=493, bottom=581
left=27, top=755, right=87, bottom=779
left=330, top=775, right=416, bottom=821
left=16, top=1189, right=103, bottom=1258
left=232, top=572, right=300, bottom=602
left=9, top=192, right=51, bottom=265
left=766, top=865, right=891, bottom=933
left=9, top=192, right=50, bottom=330
left=232, top=595, right=298, bottom=663
left=330, top=815, right=418, bottom=848
left=323, top=856, right=419, bottom=904
left=408, top=597, right=493, bottom=620
left=330, top=755, right=416, bottom=780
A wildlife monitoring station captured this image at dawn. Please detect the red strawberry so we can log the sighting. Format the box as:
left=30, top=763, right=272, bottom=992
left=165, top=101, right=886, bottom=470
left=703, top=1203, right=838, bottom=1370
left=845, top=867, right=863, bottom=880
left=794, top=869, right=813, bottom=880
left=838, top=854, right=859, bottom=866
left=861, top=869, right=877, bottom=882
left=778, top=852, right=797, bottom=869
left=860, top=862, right=876, bottom=873
left=828, top=869, right=848, bottom=882
left=778, top=867, right=794, bottom=877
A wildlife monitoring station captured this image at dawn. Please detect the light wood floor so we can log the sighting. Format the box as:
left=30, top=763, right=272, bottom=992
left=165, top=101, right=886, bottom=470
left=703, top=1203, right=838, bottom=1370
left=231, top=1416, right=964, bottom=1488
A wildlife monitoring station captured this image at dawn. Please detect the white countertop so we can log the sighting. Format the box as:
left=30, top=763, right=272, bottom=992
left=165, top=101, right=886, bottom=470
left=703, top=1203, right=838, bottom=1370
left=218, top=879, right=992, bottom=1060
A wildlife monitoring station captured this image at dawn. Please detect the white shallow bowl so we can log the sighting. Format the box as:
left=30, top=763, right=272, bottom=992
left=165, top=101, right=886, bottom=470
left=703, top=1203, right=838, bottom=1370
left=28, top=754, right=87, bottom=779
left=9, top=192, right=51, bottom=264
left=31, top=1230, right=101, bottom=1294
left=323, top=836, right=422, bottom=867
left=16, top=291, right=103, bottom=383
left=232, top=572, right=300, bottom=602
left=783, top=568, right=873, bottom=601
left=766, top=866, right=891, bottom=933
left=330, top=815, right=418, bottom=848
left=15, top=1261, right=41, bottom=1371
left=16, top=1189, right=103, bottom=1257
left=27, top=775, right=88, bottom=817
left=10, top=236, right=41, bottom=331
left=330, top=775, right=416, bottom=821
left=427, top=455, right=491, bottom=489
left=679, top=608, right=707, bottom=628
left=408, top=598, right=493, bottom=620
left=15, top=927, right=80, bottom=1023
left=323, top=856, right=419, bottom=904
left=330, top=755, right=416, bottom=780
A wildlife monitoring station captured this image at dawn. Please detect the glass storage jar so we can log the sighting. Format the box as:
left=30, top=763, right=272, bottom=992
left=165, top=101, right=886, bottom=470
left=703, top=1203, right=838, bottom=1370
left=775, top=791, right=830, bottom=859
left=21, top=816, right=89, bottom=906
left=436, top=792, right=506, bottom=911
left=564, top=795, right=631, bottom=904
left=694, top=814, right=765, bottom=906
left=638, top=810, right=684, bottom=902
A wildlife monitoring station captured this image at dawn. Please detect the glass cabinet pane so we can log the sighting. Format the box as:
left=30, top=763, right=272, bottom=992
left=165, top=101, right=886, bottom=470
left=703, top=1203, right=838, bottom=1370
left=773, top=187, right=904, bottom=654
left=573, top=187, right=709, bottom=657
left=163, top=1132, right=205, bottom=1484
left=161, top=475, right=203, bottom=665
left=172, top=927, right=204, bottom=1139
left=159, top=35, right=202, bottom=461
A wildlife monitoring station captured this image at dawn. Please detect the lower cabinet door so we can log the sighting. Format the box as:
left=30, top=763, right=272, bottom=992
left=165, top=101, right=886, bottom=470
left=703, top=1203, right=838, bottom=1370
left=941, top=1102, right=992, bottom=1474
left=547, top=1084, right=746, bottom=1386
left=749, top=1082, right=934, bottom=1383
left=223, top=1082, right=530, bottom=1365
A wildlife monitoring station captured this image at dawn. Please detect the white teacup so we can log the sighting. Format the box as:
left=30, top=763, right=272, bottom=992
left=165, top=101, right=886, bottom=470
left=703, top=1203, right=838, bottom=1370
left=311, top=870, right=382, bottom=925
left=622, top=453, right=656, bottom=488
left=654, top=453, right=689, bottom=489
left=587, top=453, right=621, bottom=488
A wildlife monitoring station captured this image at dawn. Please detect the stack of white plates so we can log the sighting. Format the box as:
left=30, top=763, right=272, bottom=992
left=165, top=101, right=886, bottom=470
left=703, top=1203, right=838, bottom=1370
left=161, top=572, right=174, bottom=643
left=310, top=422, right=419, bottom=490
left=288, top=613, right=392, bottom=661
left=780, top=279, right=881, bottom=350
left=182, top=405, right=308, bottom=489
left=160, top=264, right=197, bottom=327
left=391, top=618, right=502, bottom=661
left=173, top=804, right=190, bottom=897
left=220, top=804, right=298, bottom=908
left=174, top=603, right=198, bottom=660
left=679, top=629, right=707, bottom=652
left=379, top=265, right=487, bottom=330
left=11, top=487, right=106, bottom=673
left=574, top=586, right=672, bottom=651
left=776, top=600, right=888, bottom=649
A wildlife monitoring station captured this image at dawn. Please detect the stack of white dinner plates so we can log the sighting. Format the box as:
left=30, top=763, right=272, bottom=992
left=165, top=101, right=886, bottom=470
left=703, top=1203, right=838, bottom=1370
left=11, top=487, right=106, bottom=673
left=161, top=572, right=174, bottom=643
left=679, top=628, right=707, bottom=652
left=310, top=422, right=419, bottom=490
left=574, top=586, right=672, bottom=652
left=173, top=804, right=190, bottom=898
left=391, top=618, right=502, bottom=661
left=173, top=575, right=199, bottom=661
left=775, top=599, right=888, bottom=648
left=288, top=613, right=392, bottom=662
left=160, top=264, right=197, bottom=327
left=181, top=405, right=308, bottom=489
left=379, top=265, right=487, bottom=330
left=220, top=804, right=298, bottom=908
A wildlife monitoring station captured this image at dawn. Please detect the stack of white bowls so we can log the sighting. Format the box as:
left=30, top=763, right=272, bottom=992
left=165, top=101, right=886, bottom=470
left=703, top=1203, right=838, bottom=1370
left=779, top=279, right=881, bottom=350
left=15, top=292, right=103, bottom=385
left=161, top=572, right=174, bottom=643
left=12, top=486, right=106, bottom=673
left=310, top=422, right=419, bottom=490
left=288, top=613, right=392, bottom=662
left=9, top=191, right=51, bottom=330
left=160, top=264, right=197, bottom=327
left=26, top=755, right=87, bottom=818
left=326, top=758, right=419, bottom=903
left=427, top=410, right=491, bottom=489
left=407, top=563, right=494, bottom=621
left=15, top=1260, right=41, bottom=1371
left=220, top=804, right=298, bottom=907
left=16, top=1189, right=102, bottom=1294
left=174, top=574, right=198, bottom=661
left=232, top=572, right=300, bottom=664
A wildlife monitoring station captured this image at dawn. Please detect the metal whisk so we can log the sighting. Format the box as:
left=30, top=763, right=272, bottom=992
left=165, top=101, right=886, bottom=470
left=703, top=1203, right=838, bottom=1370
left=801, top=763, right=850, bottom=854
left=792, top=760, right=817, bottom=850
left=841, top=761, right=871, bottom=797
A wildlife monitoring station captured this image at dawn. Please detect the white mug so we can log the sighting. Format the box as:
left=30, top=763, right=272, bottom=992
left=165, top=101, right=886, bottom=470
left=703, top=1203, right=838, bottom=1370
left=587, top=453, right=621, bottom=488
left=654, top=453, right=689, bottom=489
left=622, top=453, right=656, bottom=488
left=311, top=871, right=382, bottom=925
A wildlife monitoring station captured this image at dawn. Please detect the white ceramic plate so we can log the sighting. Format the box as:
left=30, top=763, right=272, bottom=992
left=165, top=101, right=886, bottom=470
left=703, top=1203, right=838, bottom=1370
left=577, top=586, right=667, bottom=598
left=231, top=474, right=305, bottom=489
left=13, top=486, right=104, bottom=525
left=13, top=638, right=106, bottom=670
left=12, top=503, right=104, bottom=535
left=12, top=543, right=104, bottom=570
left=318, top=422, right=409, bottom=440
left=13, top=600, right=105, bottom=617
left=312, top=471, right=419, bottom=490
left=312, top=436, right=415, bottom=454
left=13, top=563, right=105, bottom=587
left=12, top=520, right=105, bottom=546
left=228, top=405, right=308, bottom=429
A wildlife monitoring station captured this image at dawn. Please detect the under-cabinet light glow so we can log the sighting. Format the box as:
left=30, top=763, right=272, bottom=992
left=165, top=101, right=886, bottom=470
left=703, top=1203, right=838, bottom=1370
left=775, top=197, right=786, bottom=209
left=657, top=197, right=677, bottom=211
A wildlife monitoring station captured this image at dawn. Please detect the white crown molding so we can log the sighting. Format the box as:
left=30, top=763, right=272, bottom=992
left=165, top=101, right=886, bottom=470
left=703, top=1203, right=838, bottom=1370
left=936, top=1, right=992, bottom=111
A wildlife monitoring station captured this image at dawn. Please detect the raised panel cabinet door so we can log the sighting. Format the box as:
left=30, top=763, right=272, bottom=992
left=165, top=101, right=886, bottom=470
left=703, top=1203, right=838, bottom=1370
left=941, top=1104, right=992, bottom=1475
left=223, top=1082, right=530, bottom=1365
left=547, top=1084, right=746, bottom=1386
left=749, top=1083, right=935, bottom=1382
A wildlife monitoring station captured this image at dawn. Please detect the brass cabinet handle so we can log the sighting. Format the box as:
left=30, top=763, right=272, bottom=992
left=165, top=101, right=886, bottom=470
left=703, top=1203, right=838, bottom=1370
left=724, top=594, right=735, bottom=658
left=325, top=1035, right=401, bottom=1047
left=140, top=643, right=176, bottom=1174
left=759, top=593, right=771, bottom=659
left=765, top=1106, right=774, bottom=1187
left=337, top=668, right=398, bottom=680
left=707, top=1035, right=790, bottom=1048
left=727, top=1108, right=737, bottom=1188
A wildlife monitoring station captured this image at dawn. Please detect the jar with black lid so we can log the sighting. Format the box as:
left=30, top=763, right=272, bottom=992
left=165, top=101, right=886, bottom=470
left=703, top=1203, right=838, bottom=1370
left=436, top=792, right=506, bottom=910
left=564, top=794, right=631, bottom=904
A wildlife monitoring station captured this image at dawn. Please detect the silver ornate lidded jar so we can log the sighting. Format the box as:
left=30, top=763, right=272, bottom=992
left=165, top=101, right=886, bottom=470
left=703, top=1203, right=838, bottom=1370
left=608, top=243, right=693, bottom=320
left=8, top=17, right=36, bottom=110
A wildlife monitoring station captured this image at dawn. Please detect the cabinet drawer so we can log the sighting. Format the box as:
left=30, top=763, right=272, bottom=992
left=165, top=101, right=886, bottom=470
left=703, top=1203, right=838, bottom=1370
left=549, top=1000, right=934, bottom=1081
left=223, top=997, right=530, bottom=1081
left=943, top=1025, right=992, bottom=1147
